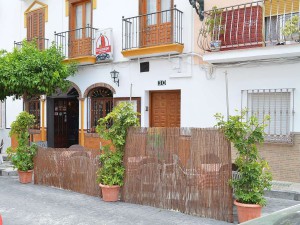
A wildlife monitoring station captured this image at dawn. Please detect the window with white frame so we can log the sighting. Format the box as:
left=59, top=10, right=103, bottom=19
left=242, top=88, right=295, bottom=144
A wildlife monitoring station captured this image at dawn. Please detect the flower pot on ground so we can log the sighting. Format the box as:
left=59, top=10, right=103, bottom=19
left=6, top=112, right=37, bottom=184
left=18, top=170, right=34, bottom=184
left=96, top=147, right=124, bottom=202
left=215, top=110, right=272, bottom=223
left=96, top=102, right=140, bottom=202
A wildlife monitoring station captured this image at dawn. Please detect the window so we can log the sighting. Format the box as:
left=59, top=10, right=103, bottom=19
left=87, top=87, right=113, bottom=132
left=114, top=97, right=141, bottom=125
left=69, top=0, right=93, bottom=57
left=242, top=89, right=295, bottom=144
left=24, top=97, right=40, bottom=130
left=0, top=101, right=4, bottom=129
left=26, top=8, right=45, bottom=50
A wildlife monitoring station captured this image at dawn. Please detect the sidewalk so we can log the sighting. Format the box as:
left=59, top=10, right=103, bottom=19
left=0, top=176, right=299, bottom=225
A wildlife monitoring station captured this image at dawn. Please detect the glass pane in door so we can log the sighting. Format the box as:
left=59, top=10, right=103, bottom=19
left=85, top=2, right=92, bottom=37
left=147, top=0, right=157, bottom=25
left=75, top=5, right=83, bottom=39
left=161, top=0, right=171, bottom=23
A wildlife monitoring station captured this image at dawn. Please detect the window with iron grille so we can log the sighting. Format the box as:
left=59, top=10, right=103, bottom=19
left=24, top=97, right=40, bottom=130
left=87, top=87, right=113, bottom=133
left=242, top=89, right=295, bottom=144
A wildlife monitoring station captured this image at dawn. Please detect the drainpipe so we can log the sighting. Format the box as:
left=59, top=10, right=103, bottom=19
left=225, top=71, right=230, bottom=121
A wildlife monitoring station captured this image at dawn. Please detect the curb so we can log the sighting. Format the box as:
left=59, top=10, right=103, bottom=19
left=265, top=190, right=300, bottom=201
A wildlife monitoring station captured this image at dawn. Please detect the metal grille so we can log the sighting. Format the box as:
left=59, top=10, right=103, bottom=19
left=242, top=88, right=295, bottom=144
left=29, top=99, right=40, bottom=130
left=122, top=7, right=183, bottom=50
left=198, top=0, right=300, bottom=51
left=87, top=87, right=113, bottom=133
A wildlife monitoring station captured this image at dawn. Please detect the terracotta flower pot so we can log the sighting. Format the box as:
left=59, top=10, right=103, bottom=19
left=99, top=184, right=120, bottom=202
left=18, top=170, right=33, bottom=184
left=234, top=200, right=262, bottom=223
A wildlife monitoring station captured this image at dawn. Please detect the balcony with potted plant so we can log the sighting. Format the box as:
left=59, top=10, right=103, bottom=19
left=197, top=0, right=300, bottom=64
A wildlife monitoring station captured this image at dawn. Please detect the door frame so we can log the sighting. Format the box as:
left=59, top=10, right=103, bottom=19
left=149, top=90, right=181, bottom=127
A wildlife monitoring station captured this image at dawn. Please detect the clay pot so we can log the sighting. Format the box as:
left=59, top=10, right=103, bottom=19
left=234, top=200, right=262, bottom=223
left=99, top=184, right=120, bottom=202
left=18, top=170, right=33, bottom=184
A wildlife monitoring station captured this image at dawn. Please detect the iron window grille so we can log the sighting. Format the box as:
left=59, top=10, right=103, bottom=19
left=87, top=87, right=113, bottom=133
left=241, top=88, right=295, bottom=144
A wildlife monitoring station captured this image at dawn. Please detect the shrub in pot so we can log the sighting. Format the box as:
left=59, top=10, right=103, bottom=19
left=96, top=102, right=139, bottom=202
left=6, top=112, right=38, bottom=184
left=215, top=110, right=272, bottom=223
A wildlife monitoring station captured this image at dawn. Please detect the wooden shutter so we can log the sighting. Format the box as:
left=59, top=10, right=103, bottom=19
left=26, top=8, right=45, bottom=50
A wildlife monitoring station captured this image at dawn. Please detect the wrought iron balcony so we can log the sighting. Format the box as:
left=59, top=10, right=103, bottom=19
left=122, top=7, right=183, bottom=51
left=55, top=26, right=98, bottom=59
left=198, top=0, right=300, bottom=52
left=14, top=37, right=49, bottom=50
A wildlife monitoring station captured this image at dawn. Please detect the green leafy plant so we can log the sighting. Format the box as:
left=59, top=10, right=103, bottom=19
left=6, top=112, right=38, bottom=171
left=0, top=40, right=77, bottom=101
left=215, top=110, right=272, bottom=206
left=205, top=6, right=224, bottom=40
left=96, top=102, right=140, bottom=186
left=282, top=15, right=299, bottom=38
left=96, top=145, right=125, bottom=186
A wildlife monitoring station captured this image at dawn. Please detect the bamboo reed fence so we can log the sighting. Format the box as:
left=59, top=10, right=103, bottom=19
left=34, top=146, right=100, bottom=197
left=122, top=127, right=233, bottom=222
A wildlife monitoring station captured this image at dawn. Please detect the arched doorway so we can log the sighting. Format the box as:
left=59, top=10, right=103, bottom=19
left=47, top=88, right=79, bottom=148
left=87, top=87, right=113, bottom=132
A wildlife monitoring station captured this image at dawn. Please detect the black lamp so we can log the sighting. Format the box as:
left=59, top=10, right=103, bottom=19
left=110, top=70, right=119, bottom=87
left=189, top=0, right=204, bottom=21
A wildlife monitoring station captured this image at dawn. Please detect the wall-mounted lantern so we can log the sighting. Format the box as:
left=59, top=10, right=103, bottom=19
left=110, top=70, right=119, bottom=87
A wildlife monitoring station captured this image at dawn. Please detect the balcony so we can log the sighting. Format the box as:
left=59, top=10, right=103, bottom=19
left=122, top=7, right=184, bottom=59
left=55, top=26, right=98, bottom=65
left=198, top=0, right=300, bottom=64
left=14, top=37, right=49, bottom=50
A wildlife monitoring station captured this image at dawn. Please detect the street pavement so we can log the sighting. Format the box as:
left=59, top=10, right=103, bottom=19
left=0, top=176, right=299, bottom=225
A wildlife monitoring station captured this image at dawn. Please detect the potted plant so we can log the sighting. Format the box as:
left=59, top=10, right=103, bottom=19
left=205, top=6, right=224, bottom=51
left=282, top=15, right=300, bottom=44
left=6, top=111, right=38, bottom=184
left=215, top=110, right=272, bottom=223
left=96, top=102, right=140, bottom=202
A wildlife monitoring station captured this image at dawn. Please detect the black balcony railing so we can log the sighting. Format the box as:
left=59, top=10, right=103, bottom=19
left=122, top=7, right=183, bottom=51
left=14, top=37, right=49, bottom=50
left=55, top=26, right=98, bottom=59
left=198, top=0, right=300, bottom=52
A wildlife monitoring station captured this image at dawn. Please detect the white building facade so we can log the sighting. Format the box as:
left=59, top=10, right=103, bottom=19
left=0, top=0, right=300, bottom=182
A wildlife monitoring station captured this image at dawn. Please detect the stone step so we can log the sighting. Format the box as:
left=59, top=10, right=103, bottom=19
left=0, top=167, right=18, bottom=176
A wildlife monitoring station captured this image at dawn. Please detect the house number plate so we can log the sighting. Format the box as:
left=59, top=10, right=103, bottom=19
left=158, top=80, right=166, bottom=86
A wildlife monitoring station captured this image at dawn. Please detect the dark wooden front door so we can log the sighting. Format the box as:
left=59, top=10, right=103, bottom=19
left=47, top=98, right=79, bottom=148
left=150, top=90, right=180, bottom=127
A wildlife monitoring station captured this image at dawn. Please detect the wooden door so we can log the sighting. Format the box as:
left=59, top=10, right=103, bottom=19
left=140, top=0, right=173, bottom=47
left=54, top=99, right=68, bottom=148
left=69, top=1, right=92, bottom=58
left=26, top=8, right=45, bottom=50
left=150, top=90, right=180, bottom=127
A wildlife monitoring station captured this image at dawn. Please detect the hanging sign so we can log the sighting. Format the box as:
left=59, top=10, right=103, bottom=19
left=95, top=28, right=113, bottom=63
